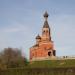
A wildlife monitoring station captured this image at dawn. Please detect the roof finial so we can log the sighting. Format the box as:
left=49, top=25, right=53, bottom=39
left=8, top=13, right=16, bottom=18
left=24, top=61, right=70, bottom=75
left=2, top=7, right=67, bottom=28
left=43, top=11, right=49, bottom=21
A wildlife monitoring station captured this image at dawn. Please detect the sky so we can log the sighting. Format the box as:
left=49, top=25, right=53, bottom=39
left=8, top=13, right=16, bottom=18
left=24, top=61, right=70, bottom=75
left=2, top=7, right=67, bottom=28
left=0, top=0, right=75, bottom=59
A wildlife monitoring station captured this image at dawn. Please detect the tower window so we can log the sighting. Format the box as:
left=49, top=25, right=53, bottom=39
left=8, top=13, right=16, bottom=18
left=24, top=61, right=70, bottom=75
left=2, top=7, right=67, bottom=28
left=43, top=30, right=45, bottom=34
left=46, top=30, right=48, bottom=33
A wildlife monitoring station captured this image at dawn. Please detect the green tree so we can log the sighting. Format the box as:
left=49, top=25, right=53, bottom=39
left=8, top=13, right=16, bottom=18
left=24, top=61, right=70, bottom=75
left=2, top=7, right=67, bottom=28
left=0, top=48, right=28, bottom=69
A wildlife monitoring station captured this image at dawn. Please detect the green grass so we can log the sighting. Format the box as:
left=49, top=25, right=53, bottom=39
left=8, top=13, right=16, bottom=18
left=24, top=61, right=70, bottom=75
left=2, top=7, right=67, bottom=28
left=0, top=59, right=75, bottom=75
left=0, top=67, right=75, bottom=75
left=29, top=59, right=75, bottom=68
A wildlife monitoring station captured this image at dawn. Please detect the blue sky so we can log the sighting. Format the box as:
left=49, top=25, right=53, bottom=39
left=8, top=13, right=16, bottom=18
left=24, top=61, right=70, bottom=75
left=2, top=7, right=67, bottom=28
left=0, top=0, right=75, bottom=59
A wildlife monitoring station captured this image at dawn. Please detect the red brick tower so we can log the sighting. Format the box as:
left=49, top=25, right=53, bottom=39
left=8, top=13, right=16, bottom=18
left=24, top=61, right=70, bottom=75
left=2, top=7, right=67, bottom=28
left=30, top=12, right=56, bottom=61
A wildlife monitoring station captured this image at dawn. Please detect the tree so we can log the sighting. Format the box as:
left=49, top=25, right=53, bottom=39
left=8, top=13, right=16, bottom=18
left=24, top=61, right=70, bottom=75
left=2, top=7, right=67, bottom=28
left=0, top=48, right=28, bottom=69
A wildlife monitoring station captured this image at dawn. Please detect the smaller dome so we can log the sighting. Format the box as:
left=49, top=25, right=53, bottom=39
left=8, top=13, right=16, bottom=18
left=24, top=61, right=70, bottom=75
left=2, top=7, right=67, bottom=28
left=36, top=34, right=41, bottom=39
left=44, top=11, right=49, bottom=17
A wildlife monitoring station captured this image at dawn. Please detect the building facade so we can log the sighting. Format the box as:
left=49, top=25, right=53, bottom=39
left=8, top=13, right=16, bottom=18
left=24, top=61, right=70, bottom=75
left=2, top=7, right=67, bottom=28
left=30, top=12, right=56, bottom=61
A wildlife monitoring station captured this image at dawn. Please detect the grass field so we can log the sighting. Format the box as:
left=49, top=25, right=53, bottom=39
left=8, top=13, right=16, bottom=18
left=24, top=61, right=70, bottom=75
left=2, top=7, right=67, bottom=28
left=0, top=59, right=75, bottom=75
left=29, top=59, right=75, bottom=68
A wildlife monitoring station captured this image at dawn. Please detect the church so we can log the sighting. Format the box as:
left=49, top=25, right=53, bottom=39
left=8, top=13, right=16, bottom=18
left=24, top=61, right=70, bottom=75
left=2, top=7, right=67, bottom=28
left=30, top=12, right=56, bottom=61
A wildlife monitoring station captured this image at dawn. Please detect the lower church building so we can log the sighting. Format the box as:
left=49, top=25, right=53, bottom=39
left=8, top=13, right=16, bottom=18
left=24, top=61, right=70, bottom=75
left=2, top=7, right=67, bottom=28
left=30, top=12, right=56, bottom=61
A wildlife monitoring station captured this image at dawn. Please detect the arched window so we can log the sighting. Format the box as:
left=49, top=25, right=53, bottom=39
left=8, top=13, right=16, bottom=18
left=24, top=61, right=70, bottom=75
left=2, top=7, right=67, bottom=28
left=48, top=51, right=51, bottom=56
left=53, top=50, right=56, bottom=56
left=43, top=30, right=45, bottom=34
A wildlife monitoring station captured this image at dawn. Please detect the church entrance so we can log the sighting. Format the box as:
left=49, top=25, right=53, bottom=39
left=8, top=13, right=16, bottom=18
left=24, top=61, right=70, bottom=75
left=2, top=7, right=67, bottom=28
left=48, top=51, right=51, bottom=56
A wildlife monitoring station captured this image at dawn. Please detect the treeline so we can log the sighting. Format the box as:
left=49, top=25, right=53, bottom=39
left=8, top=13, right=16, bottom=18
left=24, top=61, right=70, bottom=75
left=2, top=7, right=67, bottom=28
left=0, top=48, right=28, bottom=70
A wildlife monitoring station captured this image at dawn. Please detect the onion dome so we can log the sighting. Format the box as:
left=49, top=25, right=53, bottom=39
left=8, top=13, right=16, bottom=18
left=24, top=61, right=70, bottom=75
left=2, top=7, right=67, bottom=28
left=36, top=34, right=41, bottom=39
left=43, top=11, right=50, bottom=28
left=43, top=20, right=49, bottom=28
left=44, top=11, right=49, bottom=18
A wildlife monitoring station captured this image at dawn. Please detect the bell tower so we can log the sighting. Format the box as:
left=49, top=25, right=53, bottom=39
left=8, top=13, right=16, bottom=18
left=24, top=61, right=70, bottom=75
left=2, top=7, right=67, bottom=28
left=42, top=11, right=51, bottom=41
